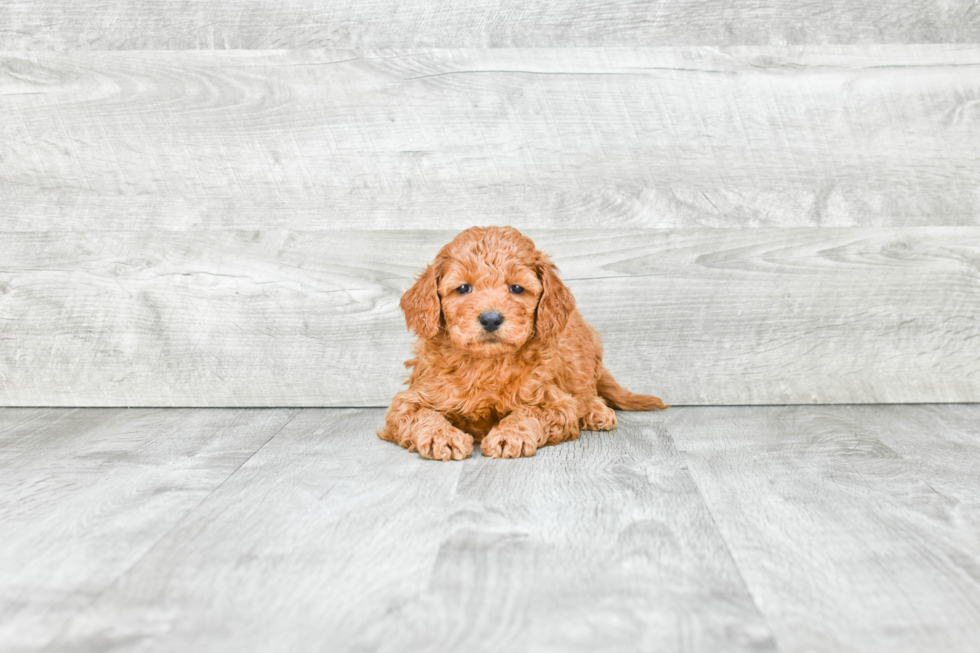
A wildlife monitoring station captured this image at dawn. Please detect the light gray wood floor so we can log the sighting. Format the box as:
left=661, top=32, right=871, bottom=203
left=2, top=405, right=979, bottom=652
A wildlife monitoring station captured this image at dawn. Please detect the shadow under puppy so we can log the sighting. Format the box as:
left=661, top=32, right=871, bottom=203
left=379, top=226, right=667, bottom=460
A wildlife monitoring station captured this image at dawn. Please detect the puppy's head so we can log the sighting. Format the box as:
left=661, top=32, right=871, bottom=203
left=401, top=226, right=574, bottom=355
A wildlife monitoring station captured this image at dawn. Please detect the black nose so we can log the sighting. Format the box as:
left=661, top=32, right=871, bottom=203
left=479, top=311, right=504, bottom=332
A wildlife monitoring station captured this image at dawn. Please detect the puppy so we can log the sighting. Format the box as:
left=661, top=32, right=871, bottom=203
left=378, top=226, right=667, bottom=460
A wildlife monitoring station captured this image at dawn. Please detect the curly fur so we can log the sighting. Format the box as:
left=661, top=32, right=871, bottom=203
left=378, top=226, right=667, bottom=460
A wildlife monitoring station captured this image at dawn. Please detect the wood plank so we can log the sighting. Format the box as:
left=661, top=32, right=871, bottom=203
left=2, top=1, right=978, bottom=49
left=848, top=404, right=980, bottom=536
left=0, top=407, right=298, bottom=653
left=7, top=406, right=979, bottom=651
left=44, top=408, right=468, bottom=652
left=358, top=411, right=775, bottom=652
left=44, top=408, right=775, bottom=652
left=1, top=227, right=977, bottom=406
left=668, top=405, right=980, bottom=653
left=0, top=408, right=101, bottom=452
left=2, top=46, right=979, bottom=231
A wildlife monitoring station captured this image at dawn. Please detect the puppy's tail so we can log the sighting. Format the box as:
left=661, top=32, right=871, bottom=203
left=597, top=368, right=669, bottom=411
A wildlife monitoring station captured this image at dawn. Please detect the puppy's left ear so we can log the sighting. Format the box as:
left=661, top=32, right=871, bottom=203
left=535, top=257, right=575, bottom=342
left=401, top=260, right=443, bottom=339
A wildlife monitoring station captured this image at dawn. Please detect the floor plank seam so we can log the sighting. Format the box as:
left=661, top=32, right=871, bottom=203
left=678, top=451, right=785, bottom=653
left=35, top=407, right=305, bottom=653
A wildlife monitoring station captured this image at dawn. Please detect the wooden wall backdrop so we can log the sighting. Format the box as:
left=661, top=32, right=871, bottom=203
left=3, top=47, right=980, bottom=231
left=2, top=229, right=977, bottom=406
left=1, top=6, right=978, bottom=406
left=3, top=1, right=979, bottom=49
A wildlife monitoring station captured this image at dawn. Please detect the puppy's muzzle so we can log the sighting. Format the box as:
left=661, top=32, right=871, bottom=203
left=479, top=310, right=504, bottom=333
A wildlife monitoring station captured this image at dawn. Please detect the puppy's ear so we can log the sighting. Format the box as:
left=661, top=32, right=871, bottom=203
left=535, top=257, right=575, bottom=342
left=401, top=260, right=443, bottom=339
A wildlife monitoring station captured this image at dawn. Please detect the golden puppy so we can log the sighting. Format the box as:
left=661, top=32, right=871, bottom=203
left=378, top=226, right=667, bottom=460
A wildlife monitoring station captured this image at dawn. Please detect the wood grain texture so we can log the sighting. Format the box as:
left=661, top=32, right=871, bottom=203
left=668, top=405, right=980, bottom=653
left=3, top=0, right=979, bottom=49
left=857, top=404, right=980, bottom=537
left=1, top=228, right=977, bottom=406
left=43, top=408, right=775, bottom=653
left=2, top=46, right=979, bottom=231
left=44, top=409, right=468, bottom=653
left=7, top=406, right=980, bottom=652
left=0, top=407, right=297, bottom=653
left=359, top=411, right=775, bottom=652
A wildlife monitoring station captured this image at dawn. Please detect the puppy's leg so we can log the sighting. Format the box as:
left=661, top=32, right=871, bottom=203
left=379, top=391, right=473, bottom=461
left=481, top=393, right=580, bottom=459
left=580, top=396, right=617, bottom=431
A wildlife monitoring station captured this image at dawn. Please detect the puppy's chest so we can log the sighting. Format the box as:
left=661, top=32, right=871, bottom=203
left=436, top=361, right=530, bottom=430
left=447, top=372, right=522, bottom=411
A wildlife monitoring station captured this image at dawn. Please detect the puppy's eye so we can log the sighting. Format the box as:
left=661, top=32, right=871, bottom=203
left=509, top=284, right=524, bottom=294
left=456, top=284, right=472, bottom=294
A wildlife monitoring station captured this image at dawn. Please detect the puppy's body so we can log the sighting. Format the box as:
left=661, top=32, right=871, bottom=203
left=403, top=309, right=605, bottom=439
left=379, top=226, right=666, bottom=460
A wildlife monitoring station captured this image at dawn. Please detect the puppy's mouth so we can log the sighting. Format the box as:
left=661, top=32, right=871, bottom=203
left=470, top=331, right=522, bottom=352
left=448, top=322, right=526, bottom=354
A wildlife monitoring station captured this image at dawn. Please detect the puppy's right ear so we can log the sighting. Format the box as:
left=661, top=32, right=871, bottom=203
left=400, top=261, right=442, bottom=339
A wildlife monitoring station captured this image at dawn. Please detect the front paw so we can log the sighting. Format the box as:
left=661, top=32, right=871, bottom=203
left=481, top=420, right=542, bottom=459
left=412, top=424, right=474, bottom=461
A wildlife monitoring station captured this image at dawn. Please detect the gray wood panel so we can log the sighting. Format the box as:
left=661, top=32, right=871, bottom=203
left=2, top=47, right=979, bottom=231
left=0, top=407, right=297, bottom=653
left=44, top=408, right=775, bottom=653
left=7, top=406, right=980, bottom=652
left=45, top=409, right=468, bottom=653
left=1, top=228, right=977, bottom=406
left=857, top=404, right=980, bottom=537
left=669, top=405, right=980, bottom=653
left=360, top=411, right=775, bottom=652
left=3, top=1, right=979, bottom=49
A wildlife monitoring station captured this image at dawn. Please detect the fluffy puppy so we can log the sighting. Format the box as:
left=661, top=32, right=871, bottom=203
left=378, top=226, right=667, bottom=460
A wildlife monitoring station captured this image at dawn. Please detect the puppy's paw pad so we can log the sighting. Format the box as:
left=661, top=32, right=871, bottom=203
left=415, top=428, right=474, bottom=461
left=481, top=423, right=540, bottom=459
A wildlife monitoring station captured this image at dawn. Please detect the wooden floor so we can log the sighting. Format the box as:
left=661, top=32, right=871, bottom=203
left=2, top=406, right=978, bottom=652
